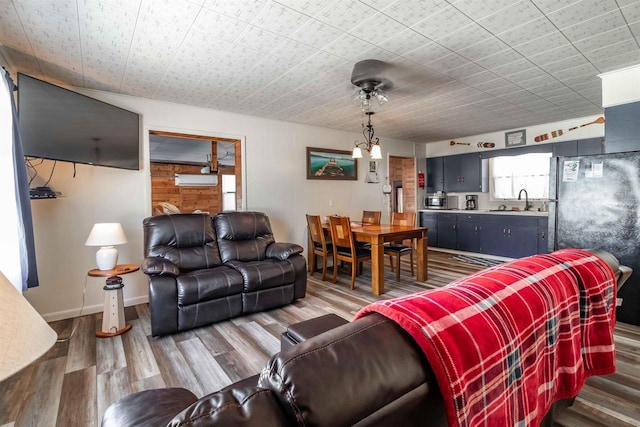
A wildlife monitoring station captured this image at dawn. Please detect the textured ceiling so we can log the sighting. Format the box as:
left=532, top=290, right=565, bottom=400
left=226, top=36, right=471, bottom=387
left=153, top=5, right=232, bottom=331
left=1, top=0, right=640, bottom=143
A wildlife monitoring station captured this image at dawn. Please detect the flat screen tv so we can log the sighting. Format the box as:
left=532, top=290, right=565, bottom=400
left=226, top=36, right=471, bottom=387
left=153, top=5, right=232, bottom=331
left=18, top=73, right=140, bottom=170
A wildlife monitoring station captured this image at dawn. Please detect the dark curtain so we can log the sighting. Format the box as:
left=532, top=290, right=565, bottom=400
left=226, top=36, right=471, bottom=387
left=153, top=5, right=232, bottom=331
left=3, top=69, right=39, bottom=289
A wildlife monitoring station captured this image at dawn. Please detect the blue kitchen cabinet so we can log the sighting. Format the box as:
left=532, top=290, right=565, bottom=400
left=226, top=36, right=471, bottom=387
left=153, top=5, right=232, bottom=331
left=443, top=153, right=482, bottom=192
left=456, top=214, right=480, bottom=253
left=426, top=157, right=444, bottom=193
left=419, top=211, right=438, bottom=248
left=605, top=102, right=640, bottom=153
left=537, top=217, right=548, bottom=254
left=479, top=215, right=539, bottom=258
left=437, top=213, right=457, bottom=250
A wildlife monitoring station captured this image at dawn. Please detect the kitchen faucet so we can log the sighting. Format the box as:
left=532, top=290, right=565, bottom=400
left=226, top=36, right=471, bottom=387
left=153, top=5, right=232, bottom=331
left=518, top=189, right=531, bottom=211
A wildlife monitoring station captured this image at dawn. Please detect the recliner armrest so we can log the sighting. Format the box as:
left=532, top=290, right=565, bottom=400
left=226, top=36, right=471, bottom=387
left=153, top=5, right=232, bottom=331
left=141, top=257, right=180, bottom=276
left=266, top=242, right=303, bottom=261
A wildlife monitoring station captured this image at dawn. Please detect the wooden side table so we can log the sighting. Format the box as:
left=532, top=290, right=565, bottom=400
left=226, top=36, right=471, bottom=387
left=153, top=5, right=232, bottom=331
left=88, top=263, right=139, bottom=338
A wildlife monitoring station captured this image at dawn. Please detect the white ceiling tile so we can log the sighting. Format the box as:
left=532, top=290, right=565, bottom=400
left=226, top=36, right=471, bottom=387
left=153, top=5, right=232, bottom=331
left=478, top=1, right=545, bottom=34
left=383, top=0, right=448, bottom=26
left=496, top=17, right=556, bottom=47
left=456, top=36, right=510, bottom=61
left=426, top=53, right=473, bottom=72
left=273, top=0, right=327, bottom=16
left=528, top=44, right=581, bottom=66
left=546, top=0, right=619, bottom=28
left=588, top=46, right=640, bottom=72
left=475, top=48, right=524, bottom=69
left=402, top=42, right=452, bottom=65
left=436, top=24, right=493, bottom=52
left=541, top=55, right=589, bottom=73
left=289, top=19, right=342, bottom=49
left=411, top=5, right=475, bottom=39
left=377, top=29, right=431, bottom=55
left=349, top=12, right=407, bottom=45
left=450, top=0, right=516, bottom=20
left=251, top=1, right=309, bottom=36
left=558, top=10, right=627, bottom=41
left=189, top=8, right=248, bottom=42
left=271, top=38, right=319, bottom=63
left=620, top=2, right=640, bottom=22
left=234, top=25, right=284, bottom=54
left=202, top=0, right=268, bottom=22
left=572, top=26, right=635, bottom=51
left=323, top=33, right=377, bottom=60
left=315, top=0, right=375, bottom=32
left=511, top=30, right=570, bottom=56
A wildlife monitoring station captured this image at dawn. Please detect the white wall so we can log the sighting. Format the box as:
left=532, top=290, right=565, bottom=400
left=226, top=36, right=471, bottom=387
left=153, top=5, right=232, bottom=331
left=25, top=91, right=415, bottom=321
left=600, top=64, right=640, bottom=107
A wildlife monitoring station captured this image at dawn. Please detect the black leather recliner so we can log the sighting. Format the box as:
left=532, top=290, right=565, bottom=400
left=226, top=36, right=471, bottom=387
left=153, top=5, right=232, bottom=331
left=142, top=212, right=306, bottom=336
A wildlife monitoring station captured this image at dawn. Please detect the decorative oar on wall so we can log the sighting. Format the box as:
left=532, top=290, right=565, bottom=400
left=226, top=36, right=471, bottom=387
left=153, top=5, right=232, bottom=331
left=449, top=140, right=495, bottom=148
left=534, top=117, right=605, bottom=142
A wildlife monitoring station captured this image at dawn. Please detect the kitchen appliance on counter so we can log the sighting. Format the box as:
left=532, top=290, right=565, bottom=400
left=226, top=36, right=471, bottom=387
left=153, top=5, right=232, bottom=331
left=425, top=193, right=458, bottom=210
left=465, top=195, right=478, bottom=210
left=549, top=151, right=640, bottom=326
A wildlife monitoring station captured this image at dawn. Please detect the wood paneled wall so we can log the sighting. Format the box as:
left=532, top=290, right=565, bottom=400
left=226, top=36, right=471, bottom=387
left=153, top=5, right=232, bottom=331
left=150, top=162, right=220, bottom=214
left=389, top=156, right=416, bottom=215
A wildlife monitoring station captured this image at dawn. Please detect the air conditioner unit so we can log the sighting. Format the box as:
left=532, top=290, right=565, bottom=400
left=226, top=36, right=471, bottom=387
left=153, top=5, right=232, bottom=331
left=175, top=174, right=218, bottom=186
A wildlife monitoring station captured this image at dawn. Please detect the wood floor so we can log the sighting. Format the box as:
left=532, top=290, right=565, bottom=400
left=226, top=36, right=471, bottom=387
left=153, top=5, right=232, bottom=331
left=1, top=250, right=638, bottom=426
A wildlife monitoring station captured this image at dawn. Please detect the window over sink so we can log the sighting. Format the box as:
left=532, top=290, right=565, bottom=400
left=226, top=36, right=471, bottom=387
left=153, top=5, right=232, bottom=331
left=489, top=152, right=551, bottom=200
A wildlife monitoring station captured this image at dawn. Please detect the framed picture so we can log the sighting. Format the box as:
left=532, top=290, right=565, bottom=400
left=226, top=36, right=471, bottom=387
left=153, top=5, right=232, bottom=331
left=505, top=129, right=526, bottom=147
left=306, top=147, right=357, bottom=180
left=366, top=160, right=379, bottom=183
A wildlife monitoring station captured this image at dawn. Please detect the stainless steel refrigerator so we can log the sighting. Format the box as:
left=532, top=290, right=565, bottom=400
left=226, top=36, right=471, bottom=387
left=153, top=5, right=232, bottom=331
left=549, top=151, right=640, bottom=326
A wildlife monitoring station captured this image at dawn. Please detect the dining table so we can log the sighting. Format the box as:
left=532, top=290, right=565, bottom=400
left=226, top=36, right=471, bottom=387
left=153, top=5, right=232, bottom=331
left=316, top=222, right=428, bottom=295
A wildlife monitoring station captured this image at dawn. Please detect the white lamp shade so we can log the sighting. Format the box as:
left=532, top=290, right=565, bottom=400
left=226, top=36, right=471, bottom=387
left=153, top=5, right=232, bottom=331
left=86, top=223, right=127, bottom=270
left=0, top=271, right=57, bottom=382
left=352, top=146, right=363, bottom=159
left=370, top=144, right=382, bottom=159
left=85, top=223, right=127, bottom=246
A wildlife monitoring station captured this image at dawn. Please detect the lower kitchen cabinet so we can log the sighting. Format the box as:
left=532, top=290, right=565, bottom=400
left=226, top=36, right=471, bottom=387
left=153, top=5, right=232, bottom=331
left=426, top=212, right=549, bottom=258
left=437, top=213, right=457, bottom=250
left=478, top=215, right=546, bottom=258
left=419, top=211, right=438, bottom=247
left=457, top=214, right=480, bottom=252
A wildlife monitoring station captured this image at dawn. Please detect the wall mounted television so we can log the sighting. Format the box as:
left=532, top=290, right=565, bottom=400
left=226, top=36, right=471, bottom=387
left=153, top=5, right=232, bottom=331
left=18, top=73, right=140, bottom=170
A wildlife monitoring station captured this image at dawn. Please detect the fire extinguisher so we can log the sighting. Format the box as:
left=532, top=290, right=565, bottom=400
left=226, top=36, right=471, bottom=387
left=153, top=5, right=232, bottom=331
left=418, top=171, right=425, bottom=188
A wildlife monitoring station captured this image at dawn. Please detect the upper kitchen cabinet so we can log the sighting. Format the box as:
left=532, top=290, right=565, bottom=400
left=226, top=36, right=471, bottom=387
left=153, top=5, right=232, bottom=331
left=605, top=101, right=640, bottom=153
left=552, top=138, right=604, bottom=157
left=426, top=157, right=444, bottom=193
left=443, top=153, right=483, bottom=192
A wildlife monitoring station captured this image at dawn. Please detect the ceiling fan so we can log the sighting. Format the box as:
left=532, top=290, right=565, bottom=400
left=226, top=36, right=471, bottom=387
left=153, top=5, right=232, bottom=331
left=350, top=59, right=394, bottom=111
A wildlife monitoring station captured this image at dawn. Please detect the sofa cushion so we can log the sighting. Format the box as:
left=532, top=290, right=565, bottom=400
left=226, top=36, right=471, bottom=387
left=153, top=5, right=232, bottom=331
left=102, top=387, right=198, bottom=427
left=176, top=266, right=244, bottom=306
left=225, top=259, right=295, bottom=292
left=214, top=212, right=275, bottom=263
left=144, top=214, right=223, bottom=271
left=169, top=384, right=289, bottom=427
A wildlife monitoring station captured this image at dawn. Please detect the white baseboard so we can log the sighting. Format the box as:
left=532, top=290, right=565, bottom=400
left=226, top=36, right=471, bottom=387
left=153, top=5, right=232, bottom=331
left=41, top=295, right=149, bottom=322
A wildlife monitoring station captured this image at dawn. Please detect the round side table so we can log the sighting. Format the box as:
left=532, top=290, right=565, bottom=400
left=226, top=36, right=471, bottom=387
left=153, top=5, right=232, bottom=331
left=88, top=263, right=139, bottom=338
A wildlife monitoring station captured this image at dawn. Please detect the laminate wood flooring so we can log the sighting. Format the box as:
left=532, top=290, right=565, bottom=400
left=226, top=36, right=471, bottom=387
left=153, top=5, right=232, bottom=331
left=0, top=251, right=638, bottom=426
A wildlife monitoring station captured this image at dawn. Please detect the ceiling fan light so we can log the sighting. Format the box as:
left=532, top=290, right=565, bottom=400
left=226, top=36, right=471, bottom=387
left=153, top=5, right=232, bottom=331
left=352, top=146, right=363, bottom=159
left=375, top=90, right=388, bottom=104
left=370, top=144, right=382, bottom=159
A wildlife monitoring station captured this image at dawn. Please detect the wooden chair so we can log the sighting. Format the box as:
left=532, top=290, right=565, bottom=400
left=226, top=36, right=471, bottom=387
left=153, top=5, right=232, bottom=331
left=361, top=210, right=381, bottom=225
left=329, top=216, right=371, bottom=289
left=306, top=214, right=333, bottom=281
left=385, top=212, right=416, bottom=282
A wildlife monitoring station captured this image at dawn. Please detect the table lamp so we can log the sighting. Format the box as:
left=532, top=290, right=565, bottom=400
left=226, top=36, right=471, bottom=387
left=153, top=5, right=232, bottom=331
left=0, top=271, right=57, bottom=382
left=85, top=223, right=128, bottom=271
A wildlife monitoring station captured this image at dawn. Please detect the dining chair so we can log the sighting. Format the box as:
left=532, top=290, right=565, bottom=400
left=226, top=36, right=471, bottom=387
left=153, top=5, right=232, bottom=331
left=306, top=214, right=333, bottom=281
left=329, top=216, right=372, bottom=289
left=361, top=210, right=381, bottom=225
left=385, top=212, right=416, bottom=282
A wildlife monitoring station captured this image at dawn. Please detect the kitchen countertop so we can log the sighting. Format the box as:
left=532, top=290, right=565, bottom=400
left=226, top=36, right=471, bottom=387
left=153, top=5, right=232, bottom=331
left=419, top=209, right=548, bottom=217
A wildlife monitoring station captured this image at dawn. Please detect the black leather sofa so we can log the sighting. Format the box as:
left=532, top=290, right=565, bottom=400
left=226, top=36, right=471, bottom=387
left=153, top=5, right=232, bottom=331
left=104, top=249, right=629, bottom=426
left=141, top=212, right=306, bottom=336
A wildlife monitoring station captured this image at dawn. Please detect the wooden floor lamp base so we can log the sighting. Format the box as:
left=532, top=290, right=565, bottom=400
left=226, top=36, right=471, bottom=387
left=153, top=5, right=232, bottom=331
left=96, top=323, right=132, bottom=338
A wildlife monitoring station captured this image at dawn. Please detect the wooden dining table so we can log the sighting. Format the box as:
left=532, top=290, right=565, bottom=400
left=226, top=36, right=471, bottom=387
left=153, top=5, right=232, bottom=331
left=316, top=222, right=428, bottom=295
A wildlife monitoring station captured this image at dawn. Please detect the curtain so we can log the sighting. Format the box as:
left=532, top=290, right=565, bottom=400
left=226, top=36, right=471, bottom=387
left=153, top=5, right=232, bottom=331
left=0, top=68, right=38, bottom=291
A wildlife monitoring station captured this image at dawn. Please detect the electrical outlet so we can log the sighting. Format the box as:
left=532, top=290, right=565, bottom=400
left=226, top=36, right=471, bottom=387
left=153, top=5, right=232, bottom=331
left=329, top=199, right=334, bottom=207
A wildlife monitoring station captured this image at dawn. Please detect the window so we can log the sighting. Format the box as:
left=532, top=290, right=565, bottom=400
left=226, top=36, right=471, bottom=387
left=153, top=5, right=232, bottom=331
left=489, top=152, right=552, bottom=200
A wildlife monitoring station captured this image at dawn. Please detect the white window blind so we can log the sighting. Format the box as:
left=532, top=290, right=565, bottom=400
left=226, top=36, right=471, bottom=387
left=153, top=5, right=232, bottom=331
left=490, top=152, right=551, bottom=200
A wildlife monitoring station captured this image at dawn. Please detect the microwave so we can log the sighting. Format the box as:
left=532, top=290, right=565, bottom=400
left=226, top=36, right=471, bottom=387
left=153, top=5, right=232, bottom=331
left=425, top=194, right=458, bottom=210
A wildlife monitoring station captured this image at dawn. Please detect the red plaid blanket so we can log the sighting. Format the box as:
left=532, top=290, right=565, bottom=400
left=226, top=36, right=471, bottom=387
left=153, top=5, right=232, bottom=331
left=355, top=249, right=617, bottom=427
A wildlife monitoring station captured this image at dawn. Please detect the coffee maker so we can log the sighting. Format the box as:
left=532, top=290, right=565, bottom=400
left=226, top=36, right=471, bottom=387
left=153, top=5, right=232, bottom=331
left=465, top=195, right=477, bottom=210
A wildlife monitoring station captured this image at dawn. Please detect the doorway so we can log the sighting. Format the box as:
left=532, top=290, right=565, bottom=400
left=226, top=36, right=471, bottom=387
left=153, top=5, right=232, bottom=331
left=388, top=156, right=416, bottom=215
left=148, top=130, right=242, bottom=215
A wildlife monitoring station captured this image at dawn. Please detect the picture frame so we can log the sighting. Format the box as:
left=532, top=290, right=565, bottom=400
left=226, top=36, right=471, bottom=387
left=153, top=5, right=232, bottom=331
left=366, top=160, right=380, bottom=183
left=505, top=129, right=526, bottom=147
left=306, top=147, right=357, bottom=180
